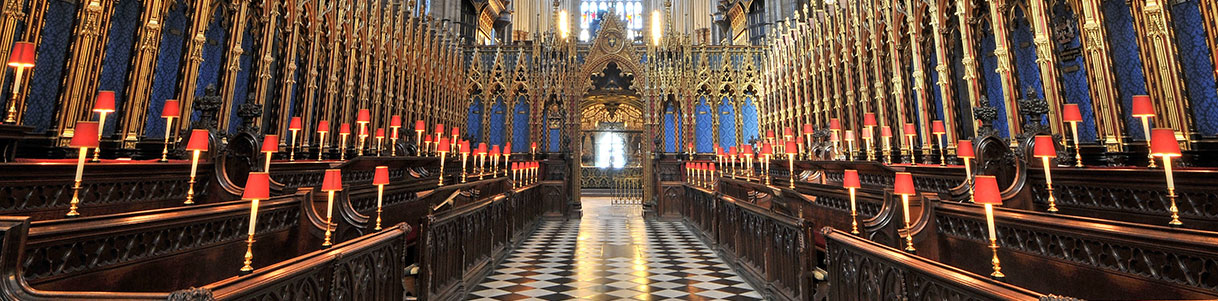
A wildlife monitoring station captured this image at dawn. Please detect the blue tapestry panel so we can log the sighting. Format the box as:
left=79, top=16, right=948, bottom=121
left=97, top=0, right=140, bottom=136
left=1012, top=7, right=1045, bottom=107
left=664, top=106, right=676, bottom=152
left=548, top=128, right=561, bottom=152
left=489, top=97, right=506, bottom=146
left=512, top=98, right=529, bottom=150
left=1172, top=0, right=1218, bottom=136
left=146, top=1, right=188, bottom=138
left=977, top=23, right=1010, bottom=138
left=1054, top=3, right=1099, bottom=142
left=742, top=96, right=759, bottom=144
left=25, top=0, right=77, bottom=132
left=467, top=97, right=483, bottom=143
left=695, top=97, right=713, bottom=152
left=718, top=98, right=736, bottom=148
left=1102, top=0, right=1150, bottom=140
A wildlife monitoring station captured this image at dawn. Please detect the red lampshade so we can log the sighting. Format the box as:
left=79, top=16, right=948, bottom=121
left=423, top=135, right=432, bottom=144
left=460, top=141, right=470, bottom=154
left=957, top=140, right=975, bottom=159
left=435, top=123, right=444, bottom=134
left=687, top=142, right=695, bottom=150
left=317, top=120, right=331, bottom=133
left=375, top=128, right=385, bottom=138
left=390, top=115, right=402, bottom=128
left=7, top=41, right=35, bottom=68
left=438, top=138, right=450, bottom=152
left=530, top=142, right=537, bottom=149
left=451, top=127, right=460, bottom=137
left=289, top=117, right=303, bottom=131
left=802, top=124, right=814, bottom=134
left=862, top=129, right=873, bottom=140
left=932, top=120, right=946, bottom=134
left=339, top=123, right=351, bottom=135
left=186, top=129, right=209, bottom=151
left=356, top=109, right=370, bottom=123
left=1033, top=135, right=1056, bottom=158
left=161, top=99, right=181, bottom=118
left=760, top=143, right=772, bottom=155
left=1062, top=104, right=1083, bottom=122
left=903, top=123, right=917, bottom=136
left=709, top=164, right=717, bottom=171
left=829, top=118, right=841, bottom=130
left=262, top=135, right=279, bottom=153
left=844, top=130, right=855, bottom=141
left=728, top=146, right=737, bottom=156
left=881, top=126, right=893, bottom=138
left=243, top=172, right=271, bottom=200
left=742, top=145, right=754, bottom=156
left=714, top=146, right=722, bottom=156
left=785, top=140, right=797, bottom=152
left=69, top=121, right=100, bottom=148
left=504, top=142, right=511, bottom=154
left=783, top=127, right=793, bottom=137
left=414, top=120, right=425, bottom=131
left=1150, top=128, right=1182, bottom=157
left=478, top=143, right=487, bottom=154
left=830, top=131, right=839, bottom=142
left=766, top=130, right=775, bottom=139
left=373, top=166, right=389, bottom=185
left=491, top=145, right=500, bottom=156
left=796, top=136, right=805, bottom=145
left=93, top=91, right=116, bottom=113
left=843, top=169, right=861, bottom=189
left=973, top=175, right=1002, bottom=205
left=1132, top=95, right=1154, bottom=117
left=864, top=113, right=877, bottom=127
left=894, top=172, right=915, bottom=195
left=321, top=169, right=343, bottom=192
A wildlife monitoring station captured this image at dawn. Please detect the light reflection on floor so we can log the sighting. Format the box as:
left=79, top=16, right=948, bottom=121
left=467, top=197, right=762, bottom=300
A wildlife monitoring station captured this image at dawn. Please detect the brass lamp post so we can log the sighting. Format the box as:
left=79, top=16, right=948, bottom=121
left=894, top=172, right=917, bottom=252
left=1033, top=135, right=1059, bottom=212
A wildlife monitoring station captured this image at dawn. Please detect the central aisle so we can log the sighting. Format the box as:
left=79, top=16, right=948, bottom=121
left=467, top=197, right=763, bottom=300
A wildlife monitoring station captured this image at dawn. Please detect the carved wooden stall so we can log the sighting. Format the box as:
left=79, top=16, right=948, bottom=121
left=680, top=184, right=817, bottom=301
left=419, top=183, right=546, bottom=301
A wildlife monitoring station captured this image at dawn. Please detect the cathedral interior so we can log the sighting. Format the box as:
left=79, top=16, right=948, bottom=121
left=0, top=0, right=1214, bottom=299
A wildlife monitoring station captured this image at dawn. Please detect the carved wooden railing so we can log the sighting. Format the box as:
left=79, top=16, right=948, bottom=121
left=823, top=228, right=1053, bottom=301
left=682, top=184, right=816, bottom=301
left=22, top=190, right=318, bottom=292
left=1025, top=166, right=1218, bottom=230
left=0, top=162, right=216, bottom=220
left=201, top=224, right=411, bottom=300
left=913, top=198, right=1218, bottom=300
left=418, top=184, right=544, bottom=301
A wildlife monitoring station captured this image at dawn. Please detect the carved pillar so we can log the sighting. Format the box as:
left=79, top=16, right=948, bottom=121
left=215, top=0, right=250, bottom=133
left=174, top=0, right=215, bottom=135
left=298, top=4, right=324, bottom=148
left=55, top=0, right=116, bottom=144
left=869, top=1, right=889, bottom=132
left=928, top=0, right=957, bottom=151
left=1138, top=0, right=1193, bottom=144
left=1077, top=0, right=1125, bottom=151
left=989, top=0, right=1021, bottom=140
left=955, top=0, right=983, bottom=137
left=1029, top=0, right=1066, bottom=135
left=0, top=0, right=27, bottom=109
left=251, top=0, right=279, bottom=134
left=118, top=0, right=171, bottom=148
left=275, top=3, right=301, bottom=138
left=907, top=0, right=932, bottom=155
left=886, top=0, right=908, bottom=135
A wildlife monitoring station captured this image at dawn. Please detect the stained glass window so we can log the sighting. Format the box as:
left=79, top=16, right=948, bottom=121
left=579, top=0, right=644, bottom=43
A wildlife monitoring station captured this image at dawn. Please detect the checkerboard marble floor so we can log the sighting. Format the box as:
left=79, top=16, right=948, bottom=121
left=466, top=197, right=762, bottom=300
